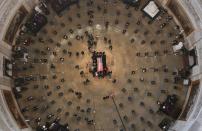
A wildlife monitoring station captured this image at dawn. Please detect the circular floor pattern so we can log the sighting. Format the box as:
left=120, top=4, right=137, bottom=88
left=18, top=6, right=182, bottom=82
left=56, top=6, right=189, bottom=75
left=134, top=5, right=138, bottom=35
left=14, top=0, right=188, bottom=131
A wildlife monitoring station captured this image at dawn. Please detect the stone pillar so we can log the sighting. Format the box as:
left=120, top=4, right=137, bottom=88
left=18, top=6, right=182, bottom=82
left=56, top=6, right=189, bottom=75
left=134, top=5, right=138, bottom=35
left=23, top=0, right=39, bottom=12
left=0, top=90, right=21, bottom=131
left=158, top=0, right=169, bottom=6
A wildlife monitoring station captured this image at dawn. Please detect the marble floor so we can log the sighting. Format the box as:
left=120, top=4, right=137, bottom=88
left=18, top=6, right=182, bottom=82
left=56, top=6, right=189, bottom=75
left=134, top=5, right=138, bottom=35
left=14, top=0, right=188, bottom=131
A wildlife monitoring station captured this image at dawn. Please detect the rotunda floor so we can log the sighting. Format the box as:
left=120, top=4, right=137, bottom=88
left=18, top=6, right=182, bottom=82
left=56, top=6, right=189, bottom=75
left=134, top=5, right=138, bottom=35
left=14, top=0, right=188, bottom=131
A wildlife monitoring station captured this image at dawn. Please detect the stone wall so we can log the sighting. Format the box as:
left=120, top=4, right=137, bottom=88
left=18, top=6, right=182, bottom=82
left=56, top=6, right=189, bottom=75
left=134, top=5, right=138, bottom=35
left=0, top=0, right=202, bottom=131
left=166, top=0, right=202, bottom=131
left=0, top=0, right=36, bottom=130
left=0, top=90, right=20, bottom=131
